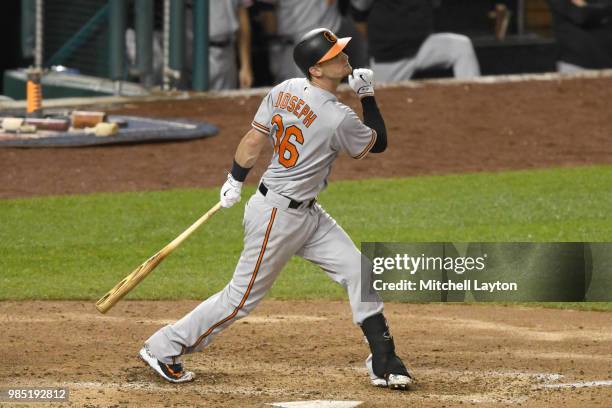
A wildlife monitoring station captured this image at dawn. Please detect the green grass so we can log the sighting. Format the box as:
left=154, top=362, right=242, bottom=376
left=1, top=165, right=611, bottom=311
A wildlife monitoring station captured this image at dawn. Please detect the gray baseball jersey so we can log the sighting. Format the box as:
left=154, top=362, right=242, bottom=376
left=185, top=0, right=251, bottom=89
left=145, top=79, right=383, bottom=366
left=253, top=78, right=376, bottom=201
left=209, top=0, right=245, bottom=41
left=264, top=0, right=343, bottom=81
left=262, top=0, right=342, bottom=40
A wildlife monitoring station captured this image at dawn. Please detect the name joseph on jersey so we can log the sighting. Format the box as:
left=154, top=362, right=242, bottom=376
left=273, top=91, right=318, bottom=128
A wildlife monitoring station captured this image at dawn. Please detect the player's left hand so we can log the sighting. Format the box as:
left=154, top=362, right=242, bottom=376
left=220, top=174, right=243, bottom=208
left=348, top=68, right=375, bottom=98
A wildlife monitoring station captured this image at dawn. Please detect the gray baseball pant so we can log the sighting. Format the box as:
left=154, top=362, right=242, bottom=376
left=146, top=189, right=383, bottom=364
left=372, top=33, right=481, bottom=82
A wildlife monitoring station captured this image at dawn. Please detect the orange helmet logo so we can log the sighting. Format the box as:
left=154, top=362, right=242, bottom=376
left=323, top=31, right=337, bottom=44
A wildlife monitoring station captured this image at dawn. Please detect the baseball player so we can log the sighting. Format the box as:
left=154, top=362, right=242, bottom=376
left=125, top=0, right=253, bottom=90
left=258, top=0, right=368, bottom=83
left=185, top=0, right=253, bottom=90
left=185, top=0, right=254, bottom=90
left=139, top=27, right=412, bottom=390
left=351, top=0, right=481, bottom=82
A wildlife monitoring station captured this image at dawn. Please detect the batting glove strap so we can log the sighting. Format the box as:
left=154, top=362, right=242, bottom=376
left=220, top=173, right=243, bottom=208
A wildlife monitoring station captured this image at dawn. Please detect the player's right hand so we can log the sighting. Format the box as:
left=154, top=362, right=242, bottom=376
left=348, top=68, right=375, bottom=98
left=220, top=174, right=243, bottom=208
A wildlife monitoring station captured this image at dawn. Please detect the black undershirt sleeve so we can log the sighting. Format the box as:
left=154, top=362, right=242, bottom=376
left=361, top=96, right=387, bottom=153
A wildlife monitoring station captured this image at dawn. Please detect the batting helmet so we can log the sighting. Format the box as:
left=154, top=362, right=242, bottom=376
left=293, top=28, right=351, bottom=76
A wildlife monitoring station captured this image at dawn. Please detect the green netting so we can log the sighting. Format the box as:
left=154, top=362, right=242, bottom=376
left=43, top=0, right=111, bottom=78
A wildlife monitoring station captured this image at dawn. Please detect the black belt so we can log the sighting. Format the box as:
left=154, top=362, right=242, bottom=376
left=209, top=39, right=232, bottom=48
left=258, top=184, right=315, bottom=209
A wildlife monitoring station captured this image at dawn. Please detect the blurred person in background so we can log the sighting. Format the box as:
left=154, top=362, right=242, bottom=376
left=185, top=0, right=254, bottom=89
left=126, top=0, right=253, bottom=90
left=257, top=0, right=368, bottom=83
left=548, top=0, right=612, bottom=73
left=125, top=2, right=165, bottom=86
left=350, top=0, right=481, bottom=82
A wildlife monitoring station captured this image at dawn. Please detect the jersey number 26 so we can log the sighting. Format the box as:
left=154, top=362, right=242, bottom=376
left=271, top=114, right=303, bottom=169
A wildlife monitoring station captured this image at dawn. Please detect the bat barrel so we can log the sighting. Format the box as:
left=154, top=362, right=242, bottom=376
left=95, top=275, right=137, bottom=313
left=95, top=261, right=158, bottom=313
left=95, top=293, right=115, bottom=314
left=95, top=202, right=222, bottom=314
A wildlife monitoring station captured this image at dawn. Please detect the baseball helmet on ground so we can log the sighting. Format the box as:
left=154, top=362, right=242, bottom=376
left=293, top=28, right=351, bottom=76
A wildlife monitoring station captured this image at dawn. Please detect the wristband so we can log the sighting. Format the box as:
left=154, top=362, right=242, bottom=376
left=231, top=160, right=251, bottom=182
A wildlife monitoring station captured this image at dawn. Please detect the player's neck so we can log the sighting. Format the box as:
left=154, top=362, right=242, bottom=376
left=309, top=76, right=340, bottom=95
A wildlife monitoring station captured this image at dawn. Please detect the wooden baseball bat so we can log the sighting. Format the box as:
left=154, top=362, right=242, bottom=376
left=25, top=117, right=70, bottom=131
left=72, top=111, right=107, bottom=129
left=0, top=117, right=70, bottom=131
left=95, top=202, right=222, bottom=314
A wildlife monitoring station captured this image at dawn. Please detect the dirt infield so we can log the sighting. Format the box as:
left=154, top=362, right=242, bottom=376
left=1, top=300, right=611, bottom=407
left=1, top=77, right=611, bottom=407
left=1, top=76, right=612, bottom=198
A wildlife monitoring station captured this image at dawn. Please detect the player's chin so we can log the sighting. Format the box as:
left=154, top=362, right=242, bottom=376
left=343, top=63, right=353, bottom=76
